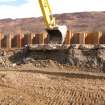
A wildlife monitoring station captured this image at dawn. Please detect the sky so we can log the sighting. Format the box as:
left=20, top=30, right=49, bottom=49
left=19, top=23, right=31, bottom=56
left=0, top=0, right=105, bottom=19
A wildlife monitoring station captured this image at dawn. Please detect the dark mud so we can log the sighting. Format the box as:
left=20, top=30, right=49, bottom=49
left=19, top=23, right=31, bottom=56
left=8, top=46, right=105, bottom=73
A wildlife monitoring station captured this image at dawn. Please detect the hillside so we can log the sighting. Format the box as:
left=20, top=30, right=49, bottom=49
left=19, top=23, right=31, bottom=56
left=0, top=11, right=105, bottom=34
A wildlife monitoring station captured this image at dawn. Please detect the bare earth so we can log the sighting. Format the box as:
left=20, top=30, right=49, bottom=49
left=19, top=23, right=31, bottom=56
left=0, top=68, right=105, bottom=105
left=0, top=48, right=104, bottom=105
left=0, top=11, right=105, bottom=104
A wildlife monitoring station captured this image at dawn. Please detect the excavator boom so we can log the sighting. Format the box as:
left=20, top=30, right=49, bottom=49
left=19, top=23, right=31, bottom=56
left=38, top=0, right=67, bottom=44
left=38, top=0, right=56, bottom=29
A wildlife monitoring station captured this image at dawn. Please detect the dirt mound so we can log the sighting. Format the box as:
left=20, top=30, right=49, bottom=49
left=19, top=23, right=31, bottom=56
left=0, top=46, right=105, bottom=73
left=11, top=46, right=105, bottom=73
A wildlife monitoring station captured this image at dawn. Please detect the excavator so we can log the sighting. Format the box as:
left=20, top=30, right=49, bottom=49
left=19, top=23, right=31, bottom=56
left=38, top=0, right=67, bottom=44
left=28, top=0, right=68, bottom=51
left=21, top=0, right=69, bottom=62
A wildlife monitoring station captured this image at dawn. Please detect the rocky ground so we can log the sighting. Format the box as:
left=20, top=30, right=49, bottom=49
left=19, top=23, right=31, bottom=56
left=0, top=45, right=105, bottom=72
left=0, top=45, right=105, bottom=104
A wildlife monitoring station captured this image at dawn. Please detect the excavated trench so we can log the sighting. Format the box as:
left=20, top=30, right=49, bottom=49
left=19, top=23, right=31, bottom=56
left=6, top=45, right=105, bottom=73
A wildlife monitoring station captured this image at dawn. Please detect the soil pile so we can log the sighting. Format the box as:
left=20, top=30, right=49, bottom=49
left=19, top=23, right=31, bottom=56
left=1, top=45, right=105, bottom=73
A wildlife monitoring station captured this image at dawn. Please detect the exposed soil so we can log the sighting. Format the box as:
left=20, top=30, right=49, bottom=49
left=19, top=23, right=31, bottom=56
left=0, top=70, right=105, bottom=105
left=1, top=11, right=105, bottom=105
left=7, top=46, right=105, bottom=73
left=0, top=47, right=105, bottom=105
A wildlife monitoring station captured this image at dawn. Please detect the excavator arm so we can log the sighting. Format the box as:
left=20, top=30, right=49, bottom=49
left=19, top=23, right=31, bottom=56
left=38, top=0, right=56, bottom=29
left=38, top=0, right=67, bottom=44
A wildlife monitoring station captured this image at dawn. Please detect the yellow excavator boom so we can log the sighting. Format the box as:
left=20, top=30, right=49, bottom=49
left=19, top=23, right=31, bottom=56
left=38, top=0, right=67, bottom=44
left=38, top=0, right=56, bottom=29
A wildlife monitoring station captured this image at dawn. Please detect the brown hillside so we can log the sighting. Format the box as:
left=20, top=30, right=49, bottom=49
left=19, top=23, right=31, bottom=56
left=0, top=11, right=105, bottom=34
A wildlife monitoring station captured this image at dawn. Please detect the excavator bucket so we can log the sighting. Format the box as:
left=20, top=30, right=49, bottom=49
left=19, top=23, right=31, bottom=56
left=46, top=25, right=67, bottom=44
left=29, top=25, right=68, bottom=51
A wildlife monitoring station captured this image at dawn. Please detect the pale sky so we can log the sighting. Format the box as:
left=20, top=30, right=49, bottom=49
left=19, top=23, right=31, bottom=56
left=0, top=0, right=105, bottom=19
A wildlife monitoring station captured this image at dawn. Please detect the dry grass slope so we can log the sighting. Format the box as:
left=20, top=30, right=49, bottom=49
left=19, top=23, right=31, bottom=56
left=0, top=12, right=105, bottom=34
